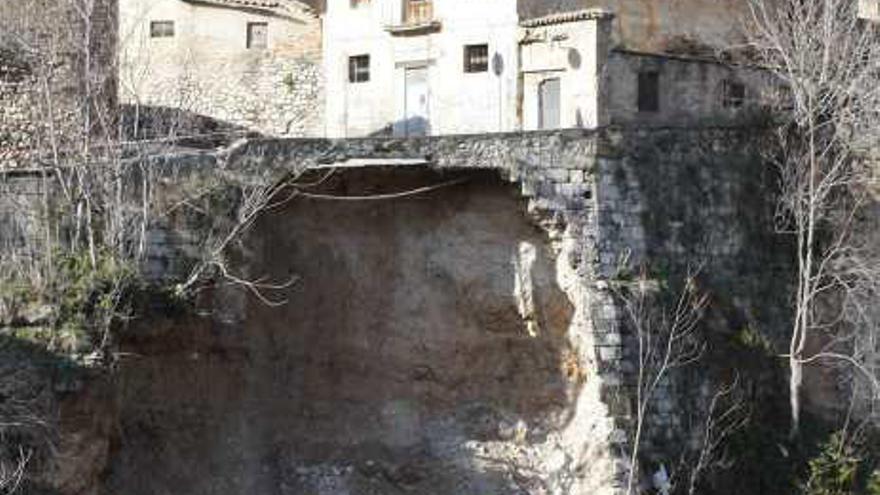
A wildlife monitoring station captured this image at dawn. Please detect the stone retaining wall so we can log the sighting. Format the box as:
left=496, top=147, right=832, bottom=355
left=0, top=53, right=36, bottom=169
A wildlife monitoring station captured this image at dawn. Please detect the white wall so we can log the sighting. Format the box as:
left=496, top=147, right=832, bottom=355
left=519, top=16, right=610, bottom=131
left=324, top=0, right=519, bottom=137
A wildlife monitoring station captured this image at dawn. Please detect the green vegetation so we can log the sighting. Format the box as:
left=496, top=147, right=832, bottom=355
left=798, top=430, right=880, bottom=495
left=282, top=72, right=296, bottom=92
left=52, top=250, right=135, bottom=354
left=803, top=432, right=861, bottom=495
left=0, top=248, right=144, bottom=362
left=733, top=325, right=775, bottom=357
left=868, top=471, right=880, bottom=495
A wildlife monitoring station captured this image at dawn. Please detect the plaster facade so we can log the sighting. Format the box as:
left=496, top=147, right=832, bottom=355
left=519, top=11, right=613, bottom=130
left=118, top=0, right=324, bottom=138
left=323, top=0, right=521, bottom=137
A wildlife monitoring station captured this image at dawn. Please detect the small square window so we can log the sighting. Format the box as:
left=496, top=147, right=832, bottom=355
left=350, top=0, right=370, bottom=7
left=150, top=21, right=175, bottom=38
left=722, top=80, right=746, bottom=108
left=349, top=55, right=370, bottom=83
left=247, top=22, right=268, bottom=49
left=464, top=44, right=489, bottom=73
left=637, top=71, right=660, bottom=113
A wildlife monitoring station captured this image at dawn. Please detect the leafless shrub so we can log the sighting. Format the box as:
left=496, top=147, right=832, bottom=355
left=614, top=265, right=708, bottom=495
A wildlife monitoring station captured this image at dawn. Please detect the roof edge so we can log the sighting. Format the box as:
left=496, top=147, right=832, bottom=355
left=180, top=0, right=318, bottom=19
left=519, top=8, right=613, bottom=27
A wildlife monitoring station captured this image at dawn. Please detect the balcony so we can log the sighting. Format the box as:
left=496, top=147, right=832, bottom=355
left=385, top=0, right=441, bottom=35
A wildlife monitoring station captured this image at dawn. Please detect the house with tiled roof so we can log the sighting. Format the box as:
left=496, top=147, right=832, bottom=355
left=118, top=0, right=324, bottom=138
left=118, top=0, right=774, bottom=139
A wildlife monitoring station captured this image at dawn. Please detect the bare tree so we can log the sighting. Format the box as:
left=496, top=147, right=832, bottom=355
left=0, top=449, right=29, bottom=495
left=0, top=1, right=295, bottom=487
left=614, top=266, right=708, bottom=495
left=677, top=376, right=749, bottom=495
left=745, top=0, right=880, bottom=436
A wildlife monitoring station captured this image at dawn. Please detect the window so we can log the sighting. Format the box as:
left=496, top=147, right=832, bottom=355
left=349, top=55, right=370, bottom=83
left=247, top=22, right=268, bottom=49
left=404, top=0, right=433, bottom=24
left=637, top=71, right=660, bottom=113
left=350, top=0, right=370, bottom=7
left=722, top=80, right=746, bottom=109
left=464, top=44, right=489, bottom=73
left=149, top=21, right=174, bottom=38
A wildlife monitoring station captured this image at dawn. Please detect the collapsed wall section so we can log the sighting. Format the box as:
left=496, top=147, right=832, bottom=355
left=0, top=128, right=791, bottom=495
left=114, top=130, right=626, bottom=495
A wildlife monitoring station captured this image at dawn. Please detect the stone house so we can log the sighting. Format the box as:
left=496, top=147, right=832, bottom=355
left=118, top=0, right=325, bottom=138
left=323, top=0, right=774, bottom=138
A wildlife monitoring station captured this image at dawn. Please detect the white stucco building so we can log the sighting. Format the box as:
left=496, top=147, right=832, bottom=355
left=323, top=0, right=522, bottom=137
left=518, top=10, right=613, bottom=131
left=322, top=0, right=618, bottom=137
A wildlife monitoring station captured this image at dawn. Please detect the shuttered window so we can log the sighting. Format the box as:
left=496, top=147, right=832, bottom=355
left=722, top=80, right=746, bottom=108
left=637, top=71, right=660, bottom=113
left=463, top=44, right=489, bottom=73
